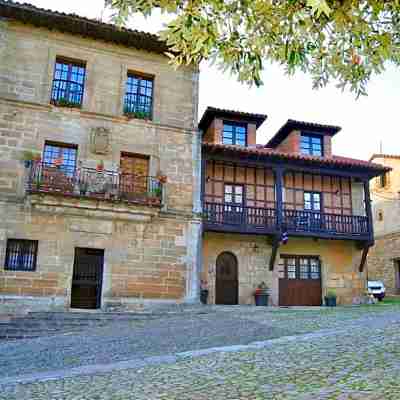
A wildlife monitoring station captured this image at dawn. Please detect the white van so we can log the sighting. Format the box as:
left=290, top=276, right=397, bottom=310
left=367, top=280, right=386, bottom=301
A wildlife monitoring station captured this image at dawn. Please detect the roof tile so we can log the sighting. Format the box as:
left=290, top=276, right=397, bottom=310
left=203, top=142, right=390, bottom=174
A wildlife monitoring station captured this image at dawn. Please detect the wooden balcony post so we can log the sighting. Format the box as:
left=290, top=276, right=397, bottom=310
left=201, top=157, right=206, bottom=205
left=275, top=166, right=284, bottom=230
left=363, top=178, right=374, bottom=242
left=269, top=166, right=284, bottom=271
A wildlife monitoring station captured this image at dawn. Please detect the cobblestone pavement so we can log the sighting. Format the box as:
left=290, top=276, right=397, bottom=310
left=1, top=304, right=400, bottom=399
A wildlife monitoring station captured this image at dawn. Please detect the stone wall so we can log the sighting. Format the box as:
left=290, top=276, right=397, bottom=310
left=0, top=19, right=201, bottom=311
left=368, top=156, right=400, bottom=293
left=0, top=20, right=198, bottom=130
left=367, top=233, right=400, bottom=294
left=370, top=157, right=400, bottom=237
left=0, top=197, right=201, bottom=311
left=202, top=233, right=366, bottom=305
left=202, top=232, right=273, bottom=305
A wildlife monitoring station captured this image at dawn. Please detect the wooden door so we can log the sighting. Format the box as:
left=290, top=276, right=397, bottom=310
left=71, top=248, right=104, bottom=309
left=216, top=252, right=238, bottom=305
left=279, top=256, right=322, bottom=306
left=120, top=153, right=149, bottom=197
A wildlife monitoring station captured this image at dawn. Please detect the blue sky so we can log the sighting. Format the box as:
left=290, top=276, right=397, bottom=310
left=26, top=0, right=400, bottom=160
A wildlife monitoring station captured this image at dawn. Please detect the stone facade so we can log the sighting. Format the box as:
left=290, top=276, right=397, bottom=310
left=368, top=155, right=400, bottom=294
left=202, top=233, right=366, bottom=306
left=0, top=17, right=201, bottom=311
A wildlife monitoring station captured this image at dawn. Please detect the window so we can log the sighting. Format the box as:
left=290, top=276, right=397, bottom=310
left=304, top=192, right=321, bottom=212
left=43, top=142, right=78, bottom=176
left=124, top=73, right=154, bottom=119
left=300, top=133, right=323, bottom=156
left=5, top=239, right=38, bottom=271
left=224, top=184, right=244, bottom=205
left=51, top=58, right=86, bottom=107
left=283, top=256, right=321, bottom=280
left=379, top=172, right=389, bottom=188
left=286, top=258, right=297, bottom=279
left=222, top=122, right=247, bottom=146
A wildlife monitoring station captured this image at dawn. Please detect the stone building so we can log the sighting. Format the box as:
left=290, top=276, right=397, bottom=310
left=200, top=108, right=389, bottom=305
left=0, top=1, right=201, bottom=311
left=367, top=154, right=400, bottom=294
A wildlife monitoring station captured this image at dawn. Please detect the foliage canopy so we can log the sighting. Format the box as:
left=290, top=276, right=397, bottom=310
left=106, top=0, right=400, bottom=96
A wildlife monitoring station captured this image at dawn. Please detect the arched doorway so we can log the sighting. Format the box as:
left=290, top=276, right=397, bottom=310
left=216, top=252, right=238, bottom=305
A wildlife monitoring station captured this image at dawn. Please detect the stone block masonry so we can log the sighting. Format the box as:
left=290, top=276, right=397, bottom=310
left=0, top=17, right=201, bottom=311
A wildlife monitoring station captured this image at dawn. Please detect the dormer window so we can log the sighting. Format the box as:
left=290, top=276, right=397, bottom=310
left=300, top=133, right=323, bottom=157
left=223, top=122, right=247, bottom=146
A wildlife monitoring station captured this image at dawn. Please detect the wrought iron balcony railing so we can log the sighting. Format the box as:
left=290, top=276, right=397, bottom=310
left=203, top=202, right=370, bottom=238
left=27, top=162, right=163, bottom=206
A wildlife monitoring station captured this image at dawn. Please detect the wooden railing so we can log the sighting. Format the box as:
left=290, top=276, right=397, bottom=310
left=203, top=202, right=370, bottom=237
left=27, top=162, right=163, bottom=206
left=282, top=209, right=369, bottom=235
left=203, top=202, right=277, bottom=233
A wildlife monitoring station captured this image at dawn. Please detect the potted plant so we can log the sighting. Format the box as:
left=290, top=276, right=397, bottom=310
left=123, top=107, right=151, bottom=120
left=324, top=290, right=337, bottom=307
left=96, top=160, right=104, bottom=172
left=79, top=180, right=89, bottom=196
left=151, top=187, right=163, bottom=198
left=254, top=281, right=269, bottom=306
left=156, top=171, right=167, bottom=184
left=200, top=280, right=209, bottom=305
left=21, top=150, right=41, bottom=168
left=34, top=178, right=42, bottom=191
left=53, top=97, right=80, bottom=108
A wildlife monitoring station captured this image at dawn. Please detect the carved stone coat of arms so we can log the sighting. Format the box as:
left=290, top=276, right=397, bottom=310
left=90, top=127, right=111, bottom=155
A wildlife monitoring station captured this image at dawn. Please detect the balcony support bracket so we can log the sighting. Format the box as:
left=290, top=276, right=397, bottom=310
left=269, top=235, right=280, bottom=271
left=359, top=240, right=373, bottom=273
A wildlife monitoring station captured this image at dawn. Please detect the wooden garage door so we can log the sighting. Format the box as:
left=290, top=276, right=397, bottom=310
left=279, top=256, right=322, bottom=306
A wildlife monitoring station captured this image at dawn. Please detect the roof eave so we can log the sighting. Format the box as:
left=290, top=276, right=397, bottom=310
left=202, top=143, right=390, bottom=177
left=267, top=120, right=342, bottom=148
left=0, top=0, right=169, bottom=54
left=199, top=107, right=268, bottom=132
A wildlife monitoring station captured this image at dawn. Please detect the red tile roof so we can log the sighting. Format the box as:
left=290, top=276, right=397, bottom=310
left=203, top=142, right=390, bottom=174
left=199, top=107, right=267, bottom=131
left=266, top=119, right=342, bottom=148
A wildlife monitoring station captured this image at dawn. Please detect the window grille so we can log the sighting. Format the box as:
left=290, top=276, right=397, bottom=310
left=5, top=239, right=38, bottom=271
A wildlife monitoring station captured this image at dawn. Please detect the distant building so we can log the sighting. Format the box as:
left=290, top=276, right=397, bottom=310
left=368, top=154, right=400, bottom=294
